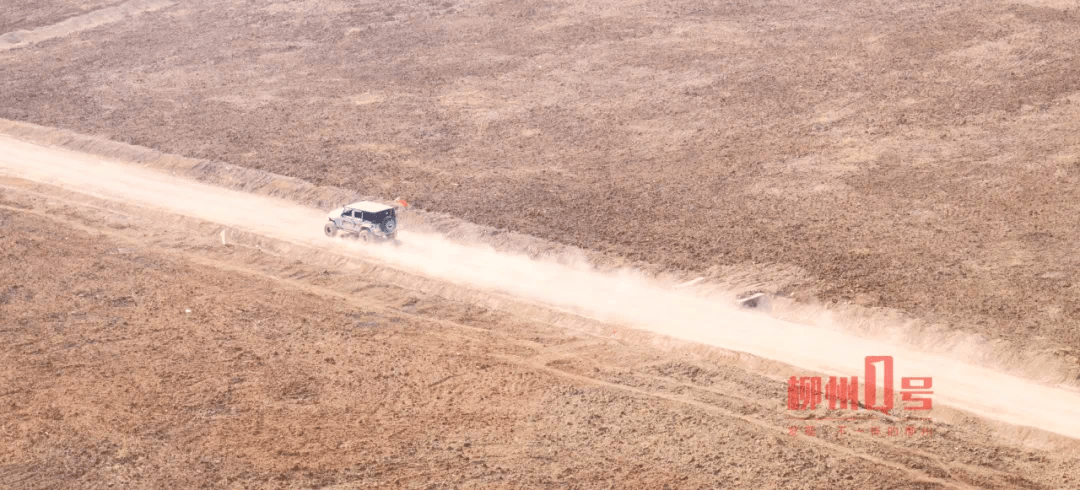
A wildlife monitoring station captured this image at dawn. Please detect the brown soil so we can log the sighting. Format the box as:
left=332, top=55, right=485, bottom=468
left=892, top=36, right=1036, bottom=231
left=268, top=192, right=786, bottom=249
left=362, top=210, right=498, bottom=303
left=0, top=1, right=123, bottom=34
left=1, top=0, right=1078, bottom=357
left=2, top=0, right=1080, bottom=487
left=2, top=173, right=1078, bottom=489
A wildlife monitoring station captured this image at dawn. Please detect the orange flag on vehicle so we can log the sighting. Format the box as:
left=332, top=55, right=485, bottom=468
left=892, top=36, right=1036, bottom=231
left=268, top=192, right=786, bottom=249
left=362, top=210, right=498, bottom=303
left=396, top=199, right=409, bottom=207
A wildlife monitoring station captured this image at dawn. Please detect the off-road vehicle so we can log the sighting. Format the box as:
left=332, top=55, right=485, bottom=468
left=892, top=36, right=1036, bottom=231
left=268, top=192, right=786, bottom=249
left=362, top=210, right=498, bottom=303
left=324, top=201, right=398, bottom=243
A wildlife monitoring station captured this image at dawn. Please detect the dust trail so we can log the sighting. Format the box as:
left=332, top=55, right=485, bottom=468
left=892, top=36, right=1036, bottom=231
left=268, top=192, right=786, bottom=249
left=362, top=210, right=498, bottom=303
left=0, top=0, right=174, bottom=51
left=1, top=134, right=1078, bottom=440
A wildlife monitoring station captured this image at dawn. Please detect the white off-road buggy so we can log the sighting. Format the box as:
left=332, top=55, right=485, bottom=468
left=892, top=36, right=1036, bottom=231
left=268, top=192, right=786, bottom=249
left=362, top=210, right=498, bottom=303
left=324, top=201, right=399, bottom=244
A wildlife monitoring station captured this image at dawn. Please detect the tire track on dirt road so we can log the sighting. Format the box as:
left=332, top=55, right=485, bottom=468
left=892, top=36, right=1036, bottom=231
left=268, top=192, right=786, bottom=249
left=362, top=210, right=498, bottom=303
left=2, top=134, right=1080, bottom=443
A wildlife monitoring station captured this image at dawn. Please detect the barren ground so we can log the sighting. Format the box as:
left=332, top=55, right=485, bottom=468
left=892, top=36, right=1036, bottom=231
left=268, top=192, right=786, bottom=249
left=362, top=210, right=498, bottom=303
left=1, top=0, right=1078, bottom=354
left=0, top=0, right=123, bottom=34
left=1, top=146, right=1078, bottom=489
left=1, top=0, right=1080, bottom=488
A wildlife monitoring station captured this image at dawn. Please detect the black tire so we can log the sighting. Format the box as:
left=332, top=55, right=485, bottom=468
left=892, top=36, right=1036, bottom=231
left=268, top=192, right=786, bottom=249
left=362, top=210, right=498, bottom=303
left=324, top=221, right=338, bottom=237
left=357, top=229, right=373, bottom=244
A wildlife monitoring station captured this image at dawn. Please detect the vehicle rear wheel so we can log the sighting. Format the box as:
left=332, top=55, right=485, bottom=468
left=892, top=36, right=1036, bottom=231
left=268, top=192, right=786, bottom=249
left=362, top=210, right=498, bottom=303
left=357, top=229, right=373, bottom=244
left=324, top=221, right=338, bottom=237
left=382, top=218, right=397, bottom=235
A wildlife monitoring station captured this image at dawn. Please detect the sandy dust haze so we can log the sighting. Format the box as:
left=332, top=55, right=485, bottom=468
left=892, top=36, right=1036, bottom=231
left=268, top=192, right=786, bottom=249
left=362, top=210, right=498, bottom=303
left=3, top=134, right=1078, bottom=442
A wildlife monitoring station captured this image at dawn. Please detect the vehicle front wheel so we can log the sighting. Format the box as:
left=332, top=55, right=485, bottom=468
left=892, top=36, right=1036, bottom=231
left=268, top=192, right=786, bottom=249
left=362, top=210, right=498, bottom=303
left=324, top=221, right=338, bottom=237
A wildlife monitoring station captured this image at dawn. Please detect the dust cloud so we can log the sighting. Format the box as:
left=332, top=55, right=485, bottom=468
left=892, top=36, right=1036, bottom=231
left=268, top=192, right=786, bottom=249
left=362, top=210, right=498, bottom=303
left=2, top=134, right=1078, bottom=440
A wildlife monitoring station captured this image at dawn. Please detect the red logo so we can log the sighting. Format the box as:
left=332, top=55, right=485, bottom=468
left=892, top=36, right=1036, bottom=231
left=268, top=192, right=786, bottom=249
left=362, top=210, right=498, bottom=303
left=788, top=356, right=933, bottom=413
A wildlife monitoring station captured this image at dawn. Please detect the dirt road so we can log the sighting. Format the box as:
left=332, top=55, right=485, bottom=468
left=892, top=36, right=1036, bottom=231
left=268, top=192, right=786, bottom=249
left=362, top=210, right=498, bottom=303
left=4, top=0, right=1080, bottom=487
left=4, top=0, right=1077, bottom=361
left=3, top=133, right=1080, bottom=440
left=2, top=130, right=1079, bottom=488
